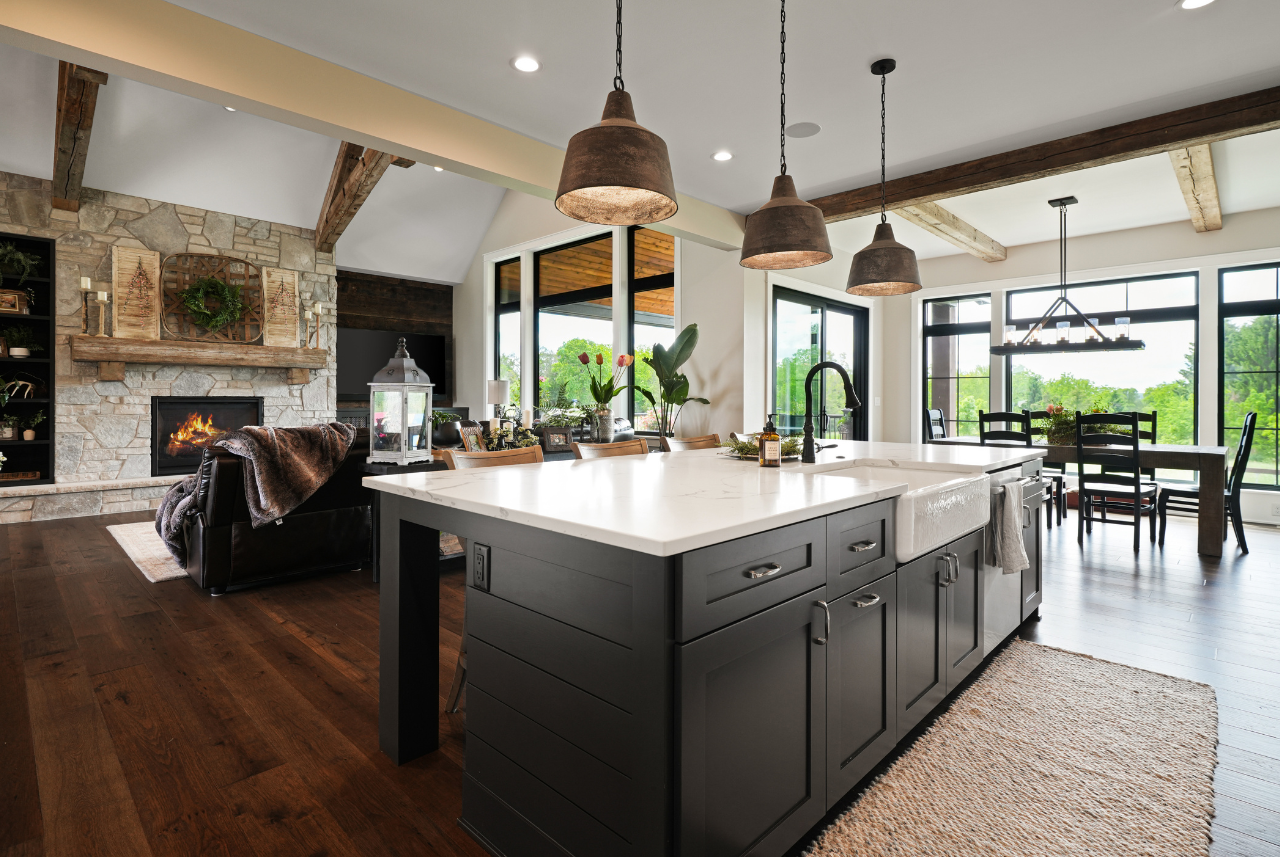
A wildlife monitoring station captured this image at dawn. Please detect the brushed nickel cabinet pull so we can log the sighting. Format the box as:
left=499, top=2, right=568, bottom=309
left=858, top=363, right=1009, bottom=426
left=854, top=593, right=881, bottom=609
left=849, top=540, right=878, bottom=552
left=936, top=556, right=953, bottom=587
left=815, top=600, right=830, bottom=645
left=746, top=562, right=783, bottom=579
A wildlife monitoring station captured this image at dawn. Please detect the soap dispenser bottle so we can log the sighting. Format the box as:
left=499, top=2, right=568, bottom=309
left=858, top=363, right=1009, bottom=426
left=759, top=417, right=781, bottom=468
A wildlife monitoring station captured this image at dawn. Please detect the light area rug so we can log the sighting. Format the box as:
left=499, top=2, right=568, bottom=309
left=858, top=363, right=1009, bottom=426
left=107, top=521, right=188, bottom=583
left=806, top=638, right=1217, bottom=857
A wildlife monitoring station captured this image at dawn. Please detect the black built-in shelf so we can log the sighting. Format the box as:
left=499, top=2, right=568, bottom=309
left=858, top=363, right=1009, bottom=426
left=0, top=230, right=56, bottom=486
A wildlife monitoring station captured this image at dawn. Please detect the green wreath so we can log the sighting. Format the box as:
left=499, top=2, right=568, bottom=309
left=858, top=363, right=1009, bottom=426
left=176, top=276, right=244, bottom=331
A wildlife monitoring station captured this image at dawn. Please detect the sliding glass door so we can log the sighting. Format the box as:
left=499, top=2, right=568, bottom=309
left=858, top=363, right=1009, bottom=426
left=772, top=287, right=868, bottom=440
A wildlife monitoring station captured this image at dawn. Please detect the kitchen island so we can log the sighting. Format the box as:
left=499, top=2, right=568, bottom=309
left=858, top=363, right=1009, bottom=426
left=365, top=441, right=1045, bottom=857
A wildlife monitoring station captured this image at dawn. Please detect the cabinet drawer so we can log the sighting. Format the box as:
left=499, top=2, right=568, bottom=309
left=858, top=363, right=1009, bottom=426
left=677, top=518, right=826, bottom=642
left=1021, top=458, right=1043, bottom=477
left=825, top=499, right=895, bottom=600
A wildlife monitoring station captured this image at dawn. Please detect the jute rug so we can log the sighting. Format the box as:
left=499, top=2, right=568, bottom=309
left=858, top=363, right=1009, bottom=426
left=806, top=639, right=1217, bottom=857
left=107, top=522, right=188, bottom=583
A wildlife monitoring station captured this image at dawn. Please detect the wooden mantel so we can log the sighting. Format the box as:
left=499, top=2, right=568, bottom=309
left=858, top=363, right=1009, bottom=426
left=70, top=336, right=327, bottom=384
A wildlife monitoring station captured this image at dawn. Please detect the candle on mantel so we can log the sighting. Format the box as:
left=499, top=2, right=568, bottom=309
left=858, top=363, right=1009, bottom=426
left=80, top=277, right=92, bottom=291
left=489, top=417, right=499, bottom=434
left=95, top=290, right=108, bottom=302
left=312, top=301, right=322, bottom=317
left=304, top=309, right=313, bottom=320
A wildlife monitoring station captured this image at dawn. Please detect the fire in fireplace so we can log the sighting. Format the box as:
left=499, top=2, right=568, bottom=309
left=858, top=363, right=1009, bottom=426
left=151, top=396, right=264, bottom=476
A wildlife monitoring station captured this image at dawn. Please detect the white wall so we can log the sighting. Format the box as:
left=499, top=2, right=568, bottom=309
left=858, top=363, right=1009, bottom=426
left=677, top=241, right=745, bottom=438
left=882, top=204, right=1280, bottom=524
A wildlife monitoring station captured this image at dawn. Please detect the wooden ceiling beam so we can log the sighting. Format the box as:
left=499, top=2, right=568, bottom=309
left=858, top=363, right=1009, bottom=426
left=1169, top=144, right=1222, bottom=233
left=811, top=83, right=1280, bottom=223
left=52, top=61, right=108, bottom=211
left=893, top=202, right=1007, bottom=262
left=315, top=143, right=394, bottom=253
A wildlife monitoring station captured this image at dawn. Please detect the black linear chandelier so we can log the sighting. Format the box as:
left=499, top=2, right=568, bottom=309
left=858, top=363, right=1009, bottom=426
left=990, top=196, right=1146, bottom=356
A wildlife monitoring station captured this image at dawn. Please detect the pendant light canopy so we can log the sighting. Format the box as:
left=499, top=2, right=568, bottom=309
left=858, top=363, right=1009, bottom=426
left=740, top=0, right=832, bottom=270
left=555, top=0, right=677, bottom=226
left=848, top=59, right=922, bottom=296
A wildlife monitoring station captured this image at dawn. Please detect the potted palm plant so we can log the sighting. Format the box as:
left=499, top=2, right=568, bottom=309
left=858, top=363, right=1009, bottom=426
left=637, top=324, right=711, bottom=437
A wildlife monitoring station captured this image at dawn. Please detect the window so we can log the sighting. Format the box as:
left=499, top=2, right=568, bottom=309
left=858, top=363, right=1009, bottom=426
left=1006, top=273, right=1198, bottom=475
left=535, top=233, right=613, bottom=408
left=629, top=228, right=675, bottom=431
left=923, top=295, right=991, bottom=438
left=772, top=286, right=868, bottom=440
left=1220, top=264, right=1279, bottom=488
left=495, top=258, right=521, bottom=408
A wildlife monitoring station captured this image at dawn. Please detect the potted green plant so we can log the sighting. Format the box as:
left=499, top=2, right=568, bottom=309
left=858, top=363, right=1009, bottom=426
left=1035, top=403, right=1131, bottom=445
left=0, top=416, right=14, bottom=441
left=578, top=351, right=632, bottom=443
left=637, top=324, right=711, bottom=438
left=0, top=242, right=41, bottom=309
left=2, top=326, right=43, bottom=358
left=22, top=409, right=45, bottom=441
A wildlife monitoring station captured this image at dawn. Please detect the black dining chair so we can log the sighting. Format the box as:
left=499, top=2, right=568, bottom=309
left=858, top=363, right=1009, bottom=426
left=1103, top=411, right=1158, bottom=481
left=1026, top=409, right=1067, bottom=527
left=979, top=411, right=1058, bottom=528
left=1158, top=411, right=1256, bottom=553
left=925, top=408, right=947, bottom=441
left=1076, top=411, right=1157, bottom=552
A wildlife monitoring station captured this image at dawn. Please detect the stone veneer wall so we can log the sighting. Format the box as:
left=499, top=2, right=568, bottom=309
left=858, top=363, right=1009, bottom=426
left=0, top=170, right=337, bottom=521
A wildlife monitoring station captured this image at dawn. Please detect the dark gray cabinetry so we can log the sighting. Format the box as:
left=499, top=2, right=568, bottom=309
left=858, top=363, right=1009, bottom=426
left=824, top=499, right=895, bottom=600
left=895, top=547, right=948, bottom=738
left=944, top=529, right=985, bottom=688
left=678, top=588, right=828, bottom=857
left=825, top=574, right=897, bottom=800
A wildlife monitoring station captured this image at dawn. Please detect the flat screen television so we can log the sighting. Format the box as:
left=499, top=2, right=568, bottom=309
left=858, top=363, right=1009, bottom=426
left=337, top=328, right=447, bottom=398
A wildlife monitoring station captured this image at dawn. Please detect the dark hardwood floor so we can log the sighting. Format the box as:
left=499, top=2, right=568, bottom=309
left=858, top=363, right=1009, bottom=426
left=0, top=509, right=1276, bottom=856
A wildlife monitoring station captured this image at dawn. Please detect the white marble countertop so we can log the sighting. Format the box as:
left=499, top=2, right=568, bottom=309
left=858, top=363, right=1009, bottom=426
left=363, top=441, right=1042, bottom=556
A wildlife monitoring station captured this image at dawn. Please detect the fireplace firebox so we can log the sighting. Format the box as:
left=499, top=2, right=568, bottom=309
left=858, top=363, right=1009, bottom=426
left=151, top=396, right=264, bottom=476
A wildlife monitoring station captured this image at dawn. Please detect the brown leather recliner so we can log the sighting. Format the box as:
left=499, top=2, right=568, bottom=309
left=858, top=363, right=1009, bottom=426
left=183, top=440, right=373, bottom=595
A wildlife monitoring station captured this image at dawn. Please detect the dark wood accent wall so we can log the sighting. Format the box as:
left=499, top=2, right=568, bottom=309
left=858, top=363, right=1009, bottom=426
left=336, top=269, right=455, bottom=404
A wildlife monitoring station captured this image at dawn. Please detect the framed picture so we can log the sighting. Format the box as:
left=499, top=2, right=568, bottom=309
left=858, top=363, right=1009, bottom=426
left=0, top=290, right=28, bottom=314
left=541, top=427, right=573, bottom=454
left=460, top=424, right=486, bottom=452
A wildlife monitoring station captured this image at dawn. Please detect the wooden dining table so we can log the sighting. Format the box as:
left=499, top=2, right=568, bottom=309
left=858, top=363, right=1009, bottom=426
left=930, top=437, right=1230, bottom=556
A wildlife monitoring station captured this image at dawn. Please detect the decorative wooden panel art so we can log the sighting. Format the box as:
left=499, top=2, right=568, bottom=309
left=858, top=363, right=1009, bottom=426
left=160, top=254, right=264, bottom=343
left=111, top=246, right=161, bottom=340
left=262, top=267, right=300, bottom=347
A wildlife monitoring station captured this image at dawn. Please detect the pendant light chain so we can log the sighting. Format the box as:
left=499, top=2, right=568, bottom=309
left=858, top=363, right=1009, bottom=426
left=879, top=72, right=887, bottom=224
left=779, top=0, right=787, bottom=175
left=613, top=0, right=624, bottom=91
left=1060, top=203, right=1068, bottom=288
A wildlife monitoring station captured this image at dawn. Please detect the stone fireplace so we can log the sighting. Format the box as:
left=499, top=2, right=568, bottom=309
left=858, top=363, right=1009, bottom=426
left=151, top=396, right=264, bottom=476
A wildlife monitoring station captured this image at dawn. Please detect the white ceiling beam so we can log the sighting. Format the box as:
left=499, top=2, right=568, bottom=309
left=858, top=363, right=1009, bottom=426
left=0, top=0, right=745, bottom=250
left=893, top=202, right=1007, bottom=262
left=1168, top=144, right=1223, bottom=233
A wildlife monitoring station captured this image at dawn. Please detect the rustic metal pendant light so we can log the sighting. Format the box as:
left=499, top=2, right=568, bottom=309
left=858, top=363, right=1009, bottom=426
left=555, top=0, right=677, bottom=226
left=848, top=59, right=922, bottom=296
left=740, top=0, right=832, bottom=270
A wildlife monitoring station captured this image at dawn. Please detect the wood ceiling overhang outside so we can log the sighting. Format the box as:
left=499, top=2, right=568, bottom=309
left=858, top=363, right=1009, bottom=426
left=813, top=83, right=1280, bottom=260
left=535, top=230, right=675, bottom=317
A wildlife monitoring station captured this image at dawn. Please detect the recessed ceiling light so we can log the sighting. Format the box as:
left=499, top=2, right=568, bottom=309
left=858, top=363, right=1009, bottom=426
left=1179, top=0, right=1215, bottom=7
left=224, top=106, right=236, bottom=112
left=785, top=121, right=822, bottom=138
left=712, top=151, right=733, bottom=161
left=511, top=56, right=540, bottom=72
left=434, top=166, right=444, bottom=172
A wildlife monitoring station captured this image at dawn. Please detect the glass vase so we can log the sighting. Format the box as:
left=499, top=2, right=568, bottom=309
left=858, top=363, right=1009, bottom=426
left=593, top=408, right=615, bottom=444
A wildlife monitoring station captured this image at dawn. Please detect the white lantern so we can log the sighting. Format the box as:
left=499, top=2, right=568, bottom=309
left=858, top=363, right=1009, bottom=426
left=368, top=337, right=434, bottom=466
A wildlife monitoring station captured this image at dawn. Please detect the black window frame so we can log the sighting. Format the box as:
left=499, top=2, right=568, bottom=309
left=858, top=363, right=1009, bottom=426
left=1218, top=261, right=1280, bottom=490
left=626, top=226, right=677, bottom=431
left=494, top=256, right=522, bottom=410
left=1003, top=271, right=1199, bottom=445
left=921, top=293, right=992, bottom=439
left=770, top=285, right=869, bottom=441
left=532, top=231, right=614, bottom=411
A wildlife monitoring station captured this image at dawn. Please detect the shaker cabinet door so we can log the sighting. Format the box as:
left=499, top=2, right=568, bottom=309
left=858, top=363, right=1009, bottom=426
left=679, top=588, right=827, bottom=857
left=895, top=549, right=948, bottom=740
left=826, top=573, right=897, bottom=803
left=944, top=529, right=985, bottom=690
left=1021, top=487, right=1044, bottom=621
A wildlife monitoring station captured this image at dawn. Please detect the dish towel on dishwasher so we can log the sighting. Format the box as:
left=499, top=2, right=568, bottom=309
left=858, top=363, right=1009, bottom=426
left=985, top=480, right=1030, bottom=575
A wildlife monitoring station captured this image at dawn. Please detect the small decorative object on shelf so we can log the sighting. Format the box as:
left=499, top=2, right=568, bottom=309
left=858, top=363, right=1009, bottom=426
left=539, top=426, right=573, bottom=454
left=112, top=247, right=161, bottom=340
left=0, top=289, right=29, bottom=314
left=367, top=337, right=434, bottom=466
left=21, top=410, right=43, bottom=441
left=0, top=449, right=7, bottom=471
left=2, top=325, right=43, bottom=357
left=0, top=420, right=13, bottom=440
left=459, top=424, right=485, bottom=453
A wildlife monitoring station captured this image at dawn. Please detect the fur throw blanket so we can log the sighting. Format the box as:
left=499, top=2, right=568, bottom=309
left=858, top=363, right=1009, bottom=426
left=153, top=422, right=356, bottom=563
left=155, top=474, right=200, bottom=564
left=214, top=422, right=356, bottom=529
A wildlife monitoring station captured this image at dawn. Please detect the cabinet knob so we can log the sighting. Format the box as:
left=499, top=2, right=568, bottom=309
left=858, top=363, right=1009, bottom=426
left=746, top=562, right=783, bottom=580
left=848, top=540, right=878, bottom=553
left=854, top=593, right=881, bottom=609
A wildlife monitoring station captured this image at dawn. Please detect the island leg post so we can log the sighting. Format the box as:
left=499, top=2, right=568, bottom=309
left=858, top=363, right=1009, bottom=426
left=378, top=493, right=441, bottom=764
